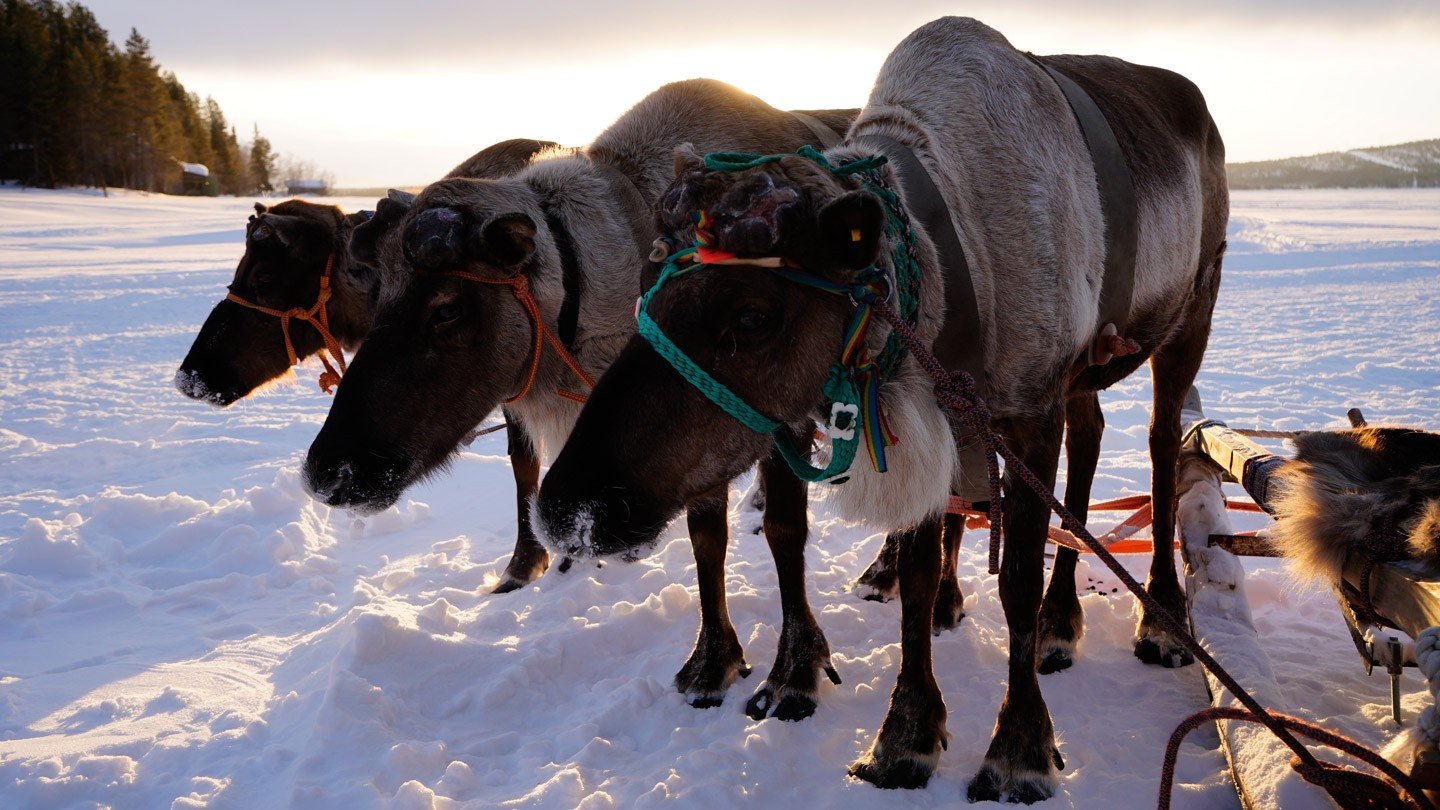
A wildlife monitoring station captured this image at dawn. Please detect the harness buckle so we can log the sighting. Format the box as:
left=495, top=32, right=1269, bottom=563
left=827, top=401, right=859, bottom=442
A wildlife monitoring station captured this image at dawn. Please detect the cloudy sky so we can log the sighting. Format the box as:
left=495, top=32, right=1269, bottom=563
left=83, top=0, right=1440, bottom=188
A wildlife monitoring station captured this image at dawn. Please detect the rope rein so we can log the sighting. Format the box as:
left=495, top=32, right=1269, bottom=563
left=225, top=254, right=347, bottom=393
left=422, top=270, right=595, bottom=404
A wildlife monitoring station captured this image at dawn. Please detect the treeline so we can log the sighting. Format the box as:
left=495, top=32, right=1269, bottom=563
left=0, top=0, right=290, bottom=194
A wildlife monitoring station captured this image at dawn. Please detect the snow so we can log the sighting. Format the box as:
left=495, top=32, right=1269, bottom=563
left=1, top=185, right=1438, bottom=808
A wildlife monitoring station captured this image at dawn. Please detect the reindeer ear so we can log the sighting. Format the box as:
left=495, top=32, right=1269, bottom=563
left=348, top=215, right=384, bottom=266
left=660, top=145, right=713, bottom=229
left=475, top=213, right=536, bottom=269
left=673, top=143, right=703, bottom=176
left=352, top=193, right=414, bottom=265
left=247, top=212, right=292, bottom=246
left=817, top=190, right=884, bottom=270
left=713, top=172, right=801, bottom=257
left=253, top=202, right=267, bottom=216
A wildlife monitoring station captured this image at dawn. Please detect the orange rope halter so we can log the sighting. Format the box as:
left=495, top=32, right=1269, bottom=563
left=425, top=270, right=596, bottom=404
left=225, top=254, right=347, bottom=393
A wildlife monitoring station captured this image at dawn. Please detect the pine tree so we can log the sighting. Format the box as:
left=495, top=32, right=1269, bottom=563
left=0, top=0, right=324, bottom=192
left=248, top=124, right=276, bottom=193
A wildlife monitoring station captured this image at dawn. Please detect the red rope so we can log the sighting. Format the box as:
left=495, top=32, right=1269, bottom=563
left=226, top=254, right=347, bottom=393
left=866, top=296, right=1432, bottom=810
left=423, top=270, right=595, bottom=404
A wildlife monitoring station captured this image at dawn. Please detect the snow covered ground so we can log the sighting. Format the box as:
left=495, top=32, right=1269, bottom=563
left=0, top=185, right=1437, bottom=809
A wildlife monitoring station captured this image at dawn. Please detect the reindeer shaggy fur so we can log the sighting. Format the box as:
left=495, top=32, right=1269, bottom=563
left=1272, top=427, right=1440, bottom=583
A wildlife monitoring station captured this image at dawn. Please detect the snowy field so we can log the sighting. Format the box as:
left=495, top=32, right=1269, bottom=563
left=1, top=185, right=1437, bottom=809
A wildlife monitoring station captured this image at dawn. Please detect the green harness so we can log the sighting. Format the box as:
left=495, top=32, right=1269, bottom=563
left=635, top=146, right=923, bottom=484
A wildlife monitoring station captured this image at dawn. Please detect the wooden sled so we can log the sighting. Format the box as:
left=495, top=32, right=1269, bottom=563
left=1179, top=387, right=1440, bottom=807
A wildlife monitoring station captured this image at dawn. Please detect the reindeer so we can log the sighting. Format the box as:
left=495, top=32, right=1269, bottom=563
left=175, top=139, right=557, bottom=405
left=536, top=17, right=1226, bottom=800
left=302, top=79, right=857, bottom=717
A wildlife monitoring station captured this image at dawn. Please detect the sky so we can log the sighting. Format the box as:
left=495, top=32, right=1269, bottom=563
left=81, top=0, right=1440, bottom=188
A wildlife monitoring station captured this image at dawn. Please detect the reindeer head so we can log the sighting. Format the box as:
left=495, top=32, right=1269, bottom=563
left=536, top=145, right=891, bottom=560
left=176, top=199, right=365, bottom=405
left=304, top=176, right=558, bottom=512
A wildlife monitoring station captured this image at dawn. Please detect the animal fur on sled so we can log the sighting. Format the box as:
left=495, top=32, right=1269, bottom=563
left=1271, top=427, right=1440, bottom=583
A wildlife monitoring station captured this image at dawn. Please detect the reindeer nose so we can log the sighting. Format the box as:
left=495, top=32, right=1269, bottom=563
left=303, top=456, right=354, bottom=506
left=405, top=207, right=465, bottom=268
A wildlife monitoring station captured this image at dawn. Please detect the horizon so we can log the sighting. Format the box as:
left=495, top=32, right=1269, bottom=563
left=78, top=1, right=1440, bottom=188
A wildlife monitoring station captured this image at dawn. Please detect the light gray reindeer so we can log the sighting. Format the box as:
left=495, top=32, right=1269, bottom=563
left=538, top=17, right=1227, bottom=800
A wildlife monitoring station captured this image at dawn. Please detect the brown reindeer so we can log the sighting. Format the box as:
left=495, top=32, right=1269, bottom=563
left=302, top=79, right=857, bottom=716
left=536, top=17, right=1227, bottom=800
left=175, top=138, right=557, bottom=405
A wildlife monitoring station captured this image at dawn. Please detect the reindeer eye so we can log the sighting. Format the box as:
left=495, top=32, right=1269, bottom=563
left=734, top=308, right=769, bottom=333
left=433, top=302, right=462, bottom=323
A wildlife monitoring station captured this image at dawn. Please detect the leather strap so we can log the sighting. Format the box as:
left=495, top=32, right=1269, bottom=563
left=789, top=111, right=843, bottom=149
left=1029, top=55, right=1138, bottom=366
left=540, top=205, right=583, bottom=349
left=543, top=161, right=658, bottom=350
left=853, top=134, right=988, bottom=399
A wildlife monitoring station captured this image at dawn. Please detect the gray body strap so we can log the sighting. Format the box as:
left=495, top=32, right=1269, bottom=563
left=852, top=133, right=988, bottom=400
left=1029, top=55, right=1139, bottom=366
left=789, top=112, right=843, bottom=149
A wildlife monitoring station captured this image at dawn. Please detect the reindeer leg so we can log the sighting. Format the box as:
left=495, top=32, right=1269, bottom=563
left=853, top=532, right=902, bottom=602
left=1037, top=390, right=1102, bottom=672
left=1136, top=267, right=1220, bottom=668
left=969, top=405, right=1065, bottom=803
left=932, top=513, right=966, bottom=632
left=849, top=514, right=947, bottom=789
left=493, top=417, right=550, bottom=593
left=746, top=441, right=836, bottom=722
left=674, top=491, right=750, bottom=707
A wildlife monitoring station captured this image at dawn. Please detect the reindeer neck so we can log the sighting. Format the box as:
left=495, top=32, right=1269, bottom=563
left=324, top=219, right=375, bottom=350
left=504, top=158, right=649, bottom=427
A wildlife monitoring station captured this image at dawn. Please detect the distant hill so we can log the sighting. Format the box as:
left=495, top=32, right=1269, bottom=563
left=1228, top=139, right=1440, bottom=189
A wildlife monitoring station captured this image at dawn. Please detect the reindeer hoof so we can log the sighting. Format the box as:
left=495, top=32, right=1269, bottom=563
left=492, top=549, right=549, bottom=594
left=1038, top=648, right=1074, bottom=674
left=491, top=577, right=525, bottom=594
left=853, top=560, right=899, bottom=603
left=1134, top=633, right=1194, bottom=669
left=966, top=765, right=1003, bottom=802
left=674, top=638, right=748, bottom=709
left=849, top=751, right=934, bottom=790
left=932, top=584, right=966, bottom=634
left=966, top=760, right=1059, bottom=804
left=744, top=682, right=820, bottom=722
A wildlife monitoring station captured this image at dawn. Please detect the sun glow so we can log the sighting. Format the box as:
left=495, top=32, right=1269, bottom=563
left=169, top=9, right=1440, bottom=189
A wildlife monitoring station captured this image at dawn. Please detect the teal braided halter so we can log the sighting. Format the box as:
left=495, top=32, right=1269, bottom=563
left=635, top=146, right=923, bottom=484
